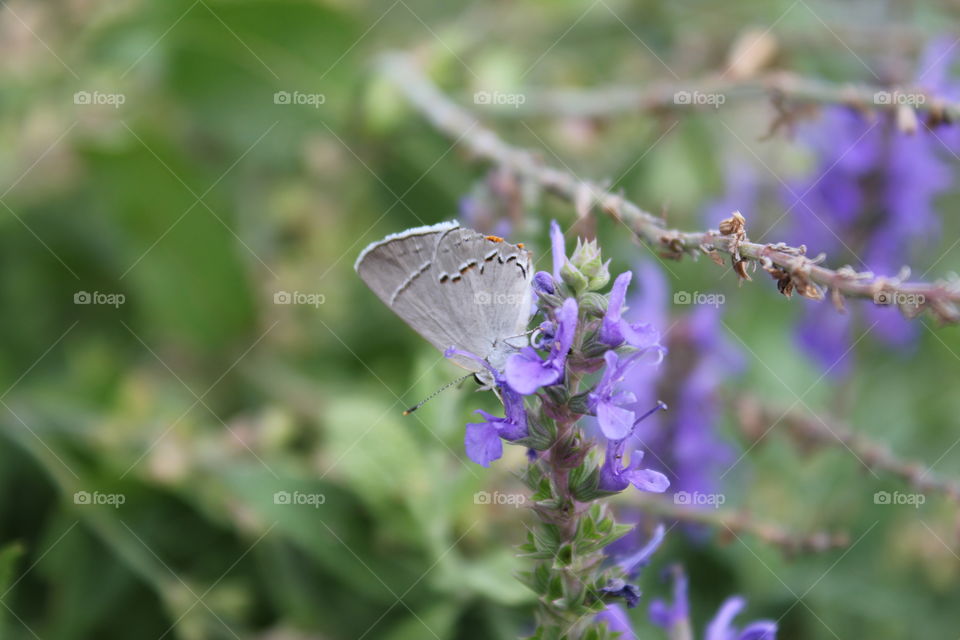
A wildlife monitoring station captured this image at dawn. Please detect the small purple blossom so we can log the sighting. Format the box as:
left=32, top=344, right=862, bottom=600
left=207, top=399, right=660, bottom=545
left=463, top=388, right=528, bottom=467
left=599, top=446, right=670, bottom=494
left=589, top=351, right=640, bottom=440
left=505, top=298, right=578, bottom=395
left=532, top=320, right=555, bottom=349
left=598, top=403, right=670, bottom=493
left=600, top=271, right=663, bottom=351
left=444, top=347, right=528, bottom=467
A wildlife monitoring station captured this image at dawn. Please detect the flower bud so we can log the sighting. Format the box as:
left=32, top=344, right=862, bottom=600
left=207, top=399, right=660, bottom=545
left=561, top=238, right=610, bottom=294
left=532, top=271, right=556, bottom=295
left=578, top=292, right=608, bottom=318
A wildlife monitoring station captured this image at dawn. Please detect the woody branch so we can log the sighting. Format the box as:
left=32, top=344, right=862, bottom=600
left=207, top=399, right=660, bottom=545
left=378, top=51, right=960, bottom=324
left=470, top=71, right=960, bottom=125
left=735, top=395, right=960, bottom=503
left=634, top=493, right=850, bottom=555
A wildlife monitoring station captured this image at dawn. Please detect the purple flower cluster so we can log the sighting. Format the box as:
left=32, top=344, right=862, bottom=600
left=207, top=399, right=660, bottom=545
left=781, top=38, right=959, bottom=375
left=450, top=221, right=669, bottom=499
left=439, top=220, right=778, bottom=637
left=505, top=297, right=578, bottom=395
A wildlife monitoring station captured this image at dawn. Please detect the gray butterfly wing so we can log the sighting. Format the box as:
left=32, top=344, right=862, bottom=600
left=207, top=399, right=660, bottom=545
left=355, top=221, right=532, bottom=373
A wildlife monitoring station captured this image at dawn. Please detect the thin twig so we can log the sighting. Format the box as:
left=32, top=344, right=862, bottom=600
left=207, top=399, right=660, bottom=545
left=378, top=52, right=960, bottom=324
left=635, top=494, right=850, bottom=555
left=735, top=395, right=960, bottom=504
left=470, top=71, right=960, bottom=123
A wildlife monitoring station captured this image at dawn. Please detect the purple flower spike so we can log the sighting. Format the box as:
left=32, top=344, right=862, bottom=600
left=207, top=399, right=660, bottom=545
left=598, top=402, right=670, bottom=493
left=706, top=596, right=777, bottom=640
left=600, top=271, right=665, bottom=356
left=550, top=219, right=566, bottom=283
left=505, top=298, right=578, bottom=395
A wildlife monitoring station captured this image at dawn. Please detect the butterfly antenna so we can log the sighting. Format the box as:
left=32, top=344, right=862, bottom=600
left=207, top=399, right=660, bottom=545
left=403, top=373, right=473, bottom=415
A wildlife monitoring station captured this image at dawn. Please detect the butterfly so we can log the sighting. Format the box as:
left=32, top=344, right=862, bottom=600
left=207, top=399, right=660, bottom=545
left=355, top=221, right=533, bottom=384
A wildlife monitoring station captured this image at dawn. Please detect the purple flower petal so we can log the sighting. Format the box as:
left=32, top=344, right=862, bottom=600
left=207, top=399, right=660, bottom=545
left=618, top=523, right=666, bottom=576
left=648, top=600, right=675, bottom=629
left=600, top=271, right=632, bottom=346
left=464, top=421, right=503, bottom=467
left=706, top=596, right=747, bottom=640
left=738, top=622, right=778, bottom=640
left=550, top=219, right=565, bottom=282
left=500, top=387, right=528, bottom=438
left=505, top=348, right=560, bottom=395
left=505, top=298, right=578, bottom=395
left=620, top=322, right=662, bottom=352
left=624, top=466, right=670, bottom=493
left=444, top=346, right=499, bottom=381
left=597, top=401, right=636, bottom=440
left=555, top=298, right=578, bottom=356
left=648, top=566, right=689, bottom=630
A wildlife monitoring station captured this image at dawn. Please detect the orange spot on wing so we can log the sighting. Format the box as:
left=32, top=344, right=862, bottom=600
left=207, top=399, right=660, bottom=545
left=517, top=243, right=524, bottom=248
left=485, top=235, right=504, bottom=243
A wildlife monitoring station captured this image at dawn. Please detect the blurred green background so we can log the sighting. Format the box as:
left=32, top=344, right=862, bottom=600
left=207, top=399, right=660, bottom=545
left=1, top=1, right=960, bottom=638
